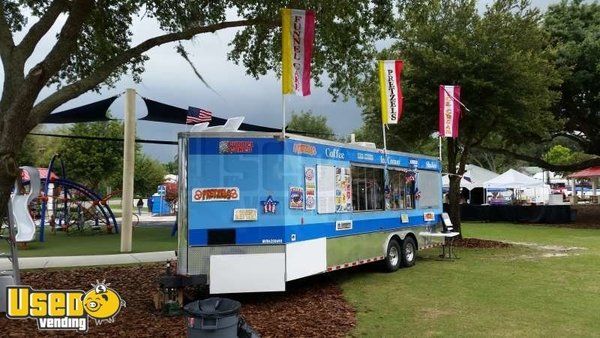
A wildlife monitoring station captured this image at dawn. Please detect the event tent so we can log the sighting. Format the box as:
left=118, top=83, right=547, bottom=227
left=441, top=175, right=474, bottom=191
left=567, top=166, right=600, bottom=179
left=442, top=164, right=499, bottom=191
left=483, top=169, right=544, bottom=189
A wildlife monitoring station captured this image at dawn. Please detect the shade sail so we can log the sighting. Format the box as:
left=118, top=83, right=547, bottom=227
left=568, top=166, right=600, bottom=178
left=141, top=98, right=281, bottom=132
left=43, top=96, right=117, bottom=123
left=483, top=169, right=544, bottom=189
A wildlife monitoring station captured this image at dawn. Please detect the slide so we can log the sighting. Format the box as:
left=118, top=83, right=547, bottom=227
left=9, top=166, right=40, bottom=242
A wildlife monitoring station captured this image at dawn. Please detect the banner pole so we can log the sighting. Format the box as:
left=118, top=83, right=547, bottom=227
left=381, top=123, right=388, bottom=154
left=282, top=94, right=286, bottom=139
left=438, top=135, right=443, bottom=162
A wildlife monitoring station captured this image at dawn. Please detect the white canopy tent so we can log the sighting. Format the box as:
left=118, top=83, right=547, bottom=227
left=442, top=164, right=499, bottom=191
left=441, top=175, right=474, bottom=191
left=483, top=169, right=550, bottom=204
left=483, top=169, right=544, bottom=189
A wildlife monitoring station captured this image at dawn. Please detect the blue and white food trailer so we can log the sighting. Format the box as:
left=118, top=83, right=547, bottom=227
left=177, top=131, right=443, bottom=294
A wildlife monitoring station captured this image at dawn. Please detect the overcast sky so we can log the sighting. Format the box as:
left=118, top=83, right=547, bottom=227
left=2, top=0, right=560, bottom=162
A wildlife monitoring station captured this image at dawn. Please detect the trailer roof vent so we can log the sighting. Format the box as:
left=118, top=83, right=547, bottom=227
left=352, top=141, right=377, bottom=149
left=190, top=122, right=209, bottom=132
left=198, top=116, right=245, bottom=133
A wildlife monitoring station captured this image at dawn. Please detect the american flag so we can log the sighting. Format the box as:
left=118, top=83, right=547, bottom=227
left=186, top=106, right=212, bottom=124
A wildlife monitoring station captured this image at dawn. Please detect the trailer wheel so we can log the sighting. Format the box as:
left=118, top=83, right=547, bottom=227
left=401, top=237, right=417, bottom=267
left=384, top=239, right=402, bottom=272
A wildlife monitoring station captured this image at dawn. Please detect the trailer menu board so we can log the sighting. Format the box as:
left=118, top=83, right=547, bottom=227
left=335, top=167, right=352, bottom=212
left=317, top=165, right=336, bottom=214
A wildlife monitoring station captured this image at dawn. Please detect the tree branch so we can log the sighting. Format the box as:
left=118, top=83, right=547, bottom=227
left=9, top=0, right=93, bottom=118
left=0, top=1, right=16, bottom=60
left=551, top=131, right=591, bottom=148
left=30, top=17, right=276, bottom=124
left=16, top=0, right=68, bottom=61
left=477, top=145, right=600, bottom=172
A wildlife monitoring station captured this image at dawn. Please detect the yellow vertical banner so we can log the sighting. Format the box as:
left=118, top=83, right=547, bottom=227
left=378, top=61, right=388, bottom=124
left=281, top=8, right=293, bottom=94
left=378, top=60, right=404, bottom=124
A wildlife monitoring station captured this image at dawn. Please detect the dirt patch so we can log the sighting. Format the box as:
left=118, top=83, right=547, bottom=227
left=0, top=264, right=355, bottom=337
left=504, top=241, right=586, bottom=260
left=419, top=307, right=452, bottom=320
left=506, top=241, right=585, bottom=253
left=454, top=238, right=512, bottom=248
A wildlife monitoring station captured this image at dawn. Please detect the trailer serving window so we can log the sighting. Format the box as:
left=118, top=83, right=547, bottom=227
left=351, top=165, right=385, bottom=211
left=388, top=169, right=406, bottom=209
left=417, top=170, right=441, bottom=208
left=388, top=169, right=415, bottom=210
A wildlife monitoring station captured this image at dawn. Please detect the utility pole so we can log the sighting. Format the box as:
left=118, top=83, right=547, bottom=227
left=121, top=88, right=136, bottom=252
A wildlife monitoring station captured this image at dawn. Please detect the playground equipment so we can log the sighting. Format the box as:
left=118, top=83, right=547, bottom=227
left=6, top=155, right=119, bottom=243
left=37, top=154, right=119, bottom=241
left=10, top=166, right=40, bottom=242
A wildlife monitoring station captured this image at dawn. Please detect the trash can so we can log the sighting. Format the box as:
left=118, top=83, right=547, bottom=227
left=0, top=275, right=15, bottom=313
left=184, top=297, right=241, bottom=338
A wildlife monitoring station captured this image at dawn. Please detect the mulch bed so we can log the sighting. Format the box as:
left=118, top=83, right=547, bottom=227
left=454, top=238, right=512, bottom=248
left=0, top=264, right=355, bottom=337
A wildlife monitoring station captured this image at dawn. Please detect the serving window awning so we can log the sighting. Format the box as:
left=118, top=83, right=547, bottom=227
left=568, top=166, right=600, bottom=178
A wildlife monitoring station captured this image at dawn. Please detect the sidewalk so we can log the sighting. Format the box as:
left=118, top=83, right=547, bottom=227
left=114, top=213, right=176, bottom=223
left=0, top=250, right=176, bottom=271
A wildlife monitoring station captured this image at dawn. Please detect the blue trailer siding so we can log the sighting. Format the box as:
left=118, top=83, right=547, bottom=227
left=187, top=137, right=285, bottom=245
left=186, top=136, right=442, bottom=247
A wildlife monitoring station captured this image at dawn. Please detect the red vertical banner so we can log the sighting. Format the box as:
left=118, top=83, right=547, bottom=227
left=439, top=85, right=461, bottom=138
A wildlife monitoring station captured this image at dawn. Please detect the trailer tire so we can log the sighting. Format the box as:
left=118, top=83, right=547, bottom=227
left=401, top=236, right=417, bottom=267
left=384, top=239, right=402, bottom=272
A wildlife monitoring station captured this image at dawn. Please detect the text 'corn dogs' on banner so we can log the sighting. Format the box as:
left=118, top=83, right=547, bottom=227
left=281, top=9, right=315, bottom=96
left=378, top=60, right=404, bottom=124
left=439, top=85, right=462, bottom=138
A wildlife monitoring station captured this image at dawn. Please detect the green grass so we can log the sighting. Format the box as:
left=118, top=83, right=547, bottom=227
left=1, top=227, right=176, bottom=257
left=337, top=222, right=600, bottom=337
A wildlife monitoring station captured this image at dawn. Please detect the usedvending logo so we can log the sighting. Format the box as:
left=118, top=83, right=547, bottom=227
left=5, top=280, right=125, bottom=332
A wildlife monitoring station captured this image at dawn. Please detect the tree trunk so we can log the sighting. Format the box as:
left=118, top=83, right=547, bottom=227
left=0, top=147, right=19, bottom=221
left=448, top=174, right=462, bottom=236
left=446, top=137, right=467, bottom=239
left=0, top=110, right=32, bottom=221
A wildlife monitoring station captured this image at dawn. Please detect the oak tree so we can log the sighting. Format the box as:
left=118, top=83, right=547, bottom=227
left=0, top=0, right=391, bottom=218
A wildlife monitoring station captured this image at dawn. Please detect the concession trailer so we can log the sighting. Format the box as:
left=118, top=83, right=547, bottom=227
left=176, top=131, right=443, bottom=294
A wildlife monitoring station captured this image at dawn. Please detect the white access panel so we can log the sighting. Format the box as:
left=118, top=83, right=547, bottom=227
left=285, top=238, right=327, bottom=281
left=209, top=253, right=286, bottom=294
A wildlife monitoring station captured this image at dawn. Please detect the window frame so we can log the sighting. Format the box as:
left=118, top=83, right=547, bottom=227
left=350, top=163, right=385, bottom=212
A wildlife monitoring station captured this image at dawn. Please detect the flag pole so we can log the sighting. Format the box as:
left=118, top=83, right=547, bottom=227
left=438, top=134, right=443, bottom=162
left=282, top=94, right=286, bottom=139
left=381, top=123, right=388, bottom=154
